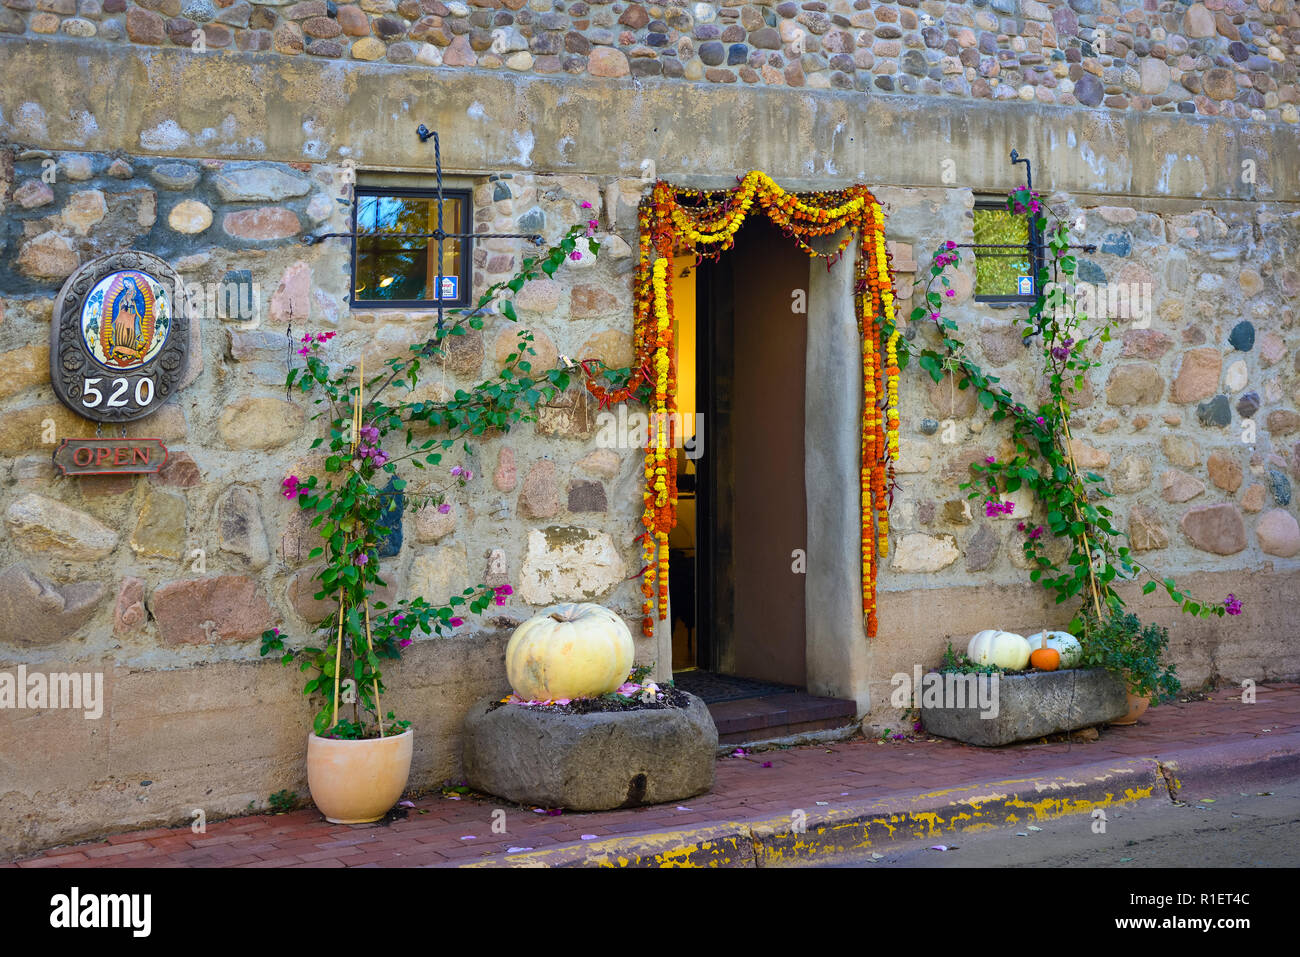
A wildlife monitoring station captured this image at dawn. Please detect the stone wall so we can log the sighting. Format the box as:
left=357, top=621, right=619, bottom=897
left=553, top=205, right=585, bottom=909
left=2, top=6, right=1299, bottom=855
left=864, top=185, right=1300, bottom=721
left=0, top=148, right=654, bottom=854
left=0, top=1, right=1296, bottom=122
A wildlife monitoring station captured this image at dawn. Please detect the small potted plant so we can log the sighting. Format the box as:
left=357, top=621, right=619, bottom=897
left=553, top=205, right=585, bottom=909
left=261, top=351, right=507, bottom=823
left=260, top=220, right=607, bottom=822
left=1078, top=609, right=1181, bottom=725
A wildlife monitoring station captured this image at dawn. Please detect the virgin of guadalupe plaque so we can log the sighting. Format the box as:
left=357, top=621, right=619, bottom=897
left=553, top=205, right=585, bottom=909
left=49, top=251, right=190, bottom=424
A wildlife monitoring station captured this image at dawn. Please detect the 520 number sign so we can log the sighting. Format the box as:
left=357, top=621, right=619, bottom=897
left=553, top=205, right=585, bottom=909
left=81, top=375, right=156, bottom=410
left=50, top=251, right=190, bottom=424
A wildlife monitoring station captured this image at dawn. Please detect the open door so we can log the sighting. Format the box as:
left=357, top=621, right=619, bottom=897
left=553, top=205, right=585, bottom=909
left=676, top=217, right=808, bottom=687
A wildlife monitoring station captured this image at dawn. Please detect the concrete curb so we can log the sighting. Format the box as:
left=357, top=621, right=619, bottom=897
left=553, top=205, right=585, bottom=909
left=452, top=732, right=1300, bottom=868
left=1156, top=731, right=1300, bottom=797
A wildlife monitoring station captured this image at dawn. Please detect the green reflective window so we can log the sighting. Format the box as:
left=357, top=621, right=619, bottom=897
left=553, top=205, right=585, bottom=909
left=352, top=189, right=470, bottom=307
left=973, top=205, right=1034, bottom=300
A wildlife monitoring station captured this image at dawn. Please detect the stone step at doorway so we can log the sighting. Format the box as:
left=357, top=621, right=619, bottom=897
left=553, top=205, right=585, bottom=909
left=672, top=671, right=859, bottom=746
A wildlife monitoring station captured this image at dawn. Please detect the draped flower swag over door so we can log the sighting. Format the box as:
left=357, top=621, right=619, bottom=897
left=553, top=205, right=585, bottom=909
left=582, top=172, right=901, bottom=639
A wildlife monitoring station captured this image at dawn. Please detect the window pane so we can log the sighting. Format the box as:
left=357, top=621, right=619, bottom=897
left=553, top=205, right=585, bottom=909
left=973, top=207, right=1032, bottom=298
left=354, top=193, right=464, bottom=303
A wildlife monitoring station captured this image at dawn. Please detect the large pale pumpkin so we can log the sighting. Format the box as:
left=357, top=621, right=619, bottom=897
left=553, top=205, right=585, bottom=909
left=967, top=630, right=1032, bottom=671
left=1025, top=631, right=1082, bottom=669
left=505, top=603, right=635, bottom=701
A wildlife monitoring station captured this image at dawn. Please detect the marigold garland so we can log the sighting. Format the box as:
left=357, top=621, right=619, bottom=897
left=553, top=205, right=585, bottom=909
left=588, top=171, right=900, bottom=638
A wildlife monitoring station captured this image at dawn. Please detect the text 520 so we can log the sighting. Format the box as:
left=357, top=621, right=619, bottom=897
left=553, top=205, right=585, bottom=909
left=81, top=376, right=155, bottom=409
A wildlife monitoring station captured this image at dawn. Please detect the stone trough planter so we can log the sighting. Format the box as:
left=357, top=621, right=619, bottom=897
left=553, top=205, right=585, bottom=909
left=462, top=692, right=718, bottom=810
left=921, top=668, right=1128, bottom=747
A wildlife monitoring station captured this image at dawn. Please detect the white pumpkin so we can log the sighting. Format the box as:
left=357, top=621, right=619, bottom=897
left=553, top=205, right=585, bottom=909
left=505, top=603, right=635, bottom=701
left=1025, top=631, right=1083, bottom=669
left=967, top=630, right=1032, bottom=671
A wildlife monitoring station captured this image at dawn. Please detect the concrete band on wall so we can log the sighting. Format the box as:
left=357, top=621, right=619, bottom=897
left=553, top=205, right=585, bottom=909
left=2, top=41, right=1298, bottom=203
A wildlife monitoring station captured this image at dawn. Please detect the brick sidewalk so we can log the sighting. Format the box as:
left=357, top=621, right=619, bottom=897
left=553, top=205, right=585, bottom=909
left=8, top=684, right=1298, bottom=868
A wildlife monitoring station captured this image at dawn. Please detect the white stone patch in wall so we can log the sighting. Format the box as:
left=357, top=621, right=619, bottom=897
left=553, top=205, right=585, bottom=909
left=563, top=237, right=598, bottom=268
left=519, top=526, right=627, bottom=605
left=890, top=533, right=960, bottom=574
left=1224, top=359, right=1248, bottom=394
left=140, top=119, right=191, bottom=152
left=994, top=486, right=1035, bottom=521
left=512, top=128, right=535, bottom=168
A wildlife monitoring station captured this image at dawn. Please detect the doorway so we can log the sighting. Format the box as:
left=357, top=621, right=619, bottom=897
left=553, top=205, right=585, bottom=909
left=672, top=217, right=809, bottom=689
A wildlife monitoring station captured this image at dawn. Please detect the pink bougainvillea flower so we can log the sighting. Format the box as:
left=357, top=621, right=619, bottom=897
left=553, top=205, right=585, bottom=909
left=437, top=502, right=451, bottom=514
left=1225, top=594, right=1243, bottom=615
left=398, top=638, right=413, bottom=648
left=732, top=748, right=746, bottom=757
left=1017, top=522, right=1026, bottom=532
left=297, top=346, right=310, bottom=356
left=496, top=584, right=513, bottom=596
left=945, top=289, right=955, bottom=298
left=449, top=617, right=464, bottom=627
left=354, top=553, right=368, bottom=566
left=984, top=500, right=1001, bottom=518
left=569, top=251, right=582, bottom=261
left=761, top=761, right=773, bottom=768
left=985, top=456, right=996, bottom=464
left=281, top=476, right=301, bottom=498
left=1028, top=525, right=1044, bottom=540
left=945, top=240, right=956, bottom=250
left=617, top=682, right=641, bottom=695
left=1035, top=415, right=1046, bottom=425
left=580, top=201, right=592, bottom=209
left=450, top=466, right=463, bottom=477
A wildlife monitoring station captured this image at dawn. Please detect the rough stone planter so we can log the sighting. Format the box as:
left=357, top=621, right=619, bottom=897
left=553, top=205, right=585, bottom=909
left=921, top=668, right=1128, bottom=747
left=462, top=693, right=718, bottom=810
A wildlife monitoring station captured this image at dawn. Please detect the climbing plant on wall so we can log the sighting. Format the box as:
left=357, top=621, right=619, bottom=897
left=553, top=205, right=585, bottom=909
left=901, top=187, right=1237, bottom=632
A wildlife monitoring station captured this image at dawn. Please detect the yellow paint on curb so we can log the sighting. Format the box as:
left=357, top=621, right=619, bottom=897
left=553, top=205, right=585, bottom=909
left=458, top=759, right=1169, bottom=868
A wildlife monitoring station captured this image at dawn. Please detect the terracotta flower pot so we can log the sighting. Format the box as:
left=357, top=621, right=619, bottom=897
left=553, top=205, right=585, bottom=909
left=306, top=728, right=413, bottom=824
left=1109, top=691, right=1151, bottom=727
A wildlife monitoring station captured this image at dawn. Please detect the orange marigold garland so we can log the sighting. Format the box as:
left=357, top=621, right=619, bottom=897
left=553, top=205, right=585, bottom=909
left=592, top=171, right=900, bottom=638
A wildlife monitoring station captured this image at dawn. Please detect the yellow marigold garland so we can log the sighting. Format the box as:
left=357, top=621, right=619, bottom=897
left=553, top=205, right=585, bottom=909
left=611, top=172, right=900, bottom=638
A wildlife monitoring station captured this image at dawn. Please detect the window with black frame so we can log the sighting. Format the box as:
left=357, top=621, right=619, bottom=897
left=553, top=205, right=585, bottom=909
left=351, top=187, right=472, bottom=308
left=972, top=200, right=1041, bottom=304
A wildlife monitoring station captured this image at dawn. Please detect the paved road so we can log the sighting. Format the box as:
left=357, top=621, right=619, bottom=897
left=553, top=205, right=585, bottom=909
left=818, top=776, right=1300, bottom=867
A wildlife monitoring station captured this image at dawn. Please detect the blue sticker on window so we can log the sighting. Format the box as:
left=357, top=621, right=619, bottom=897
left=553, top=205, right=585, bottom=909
left=1017, top=276, right=1034, bottom=296
left=436, top=276, right=458, bottom=300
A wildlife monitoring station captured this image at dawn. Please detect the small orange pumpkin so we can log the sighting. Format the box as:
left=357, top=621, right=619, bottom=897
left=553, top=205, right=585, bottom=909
left=1030, top=647, right=1060, bottom=671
